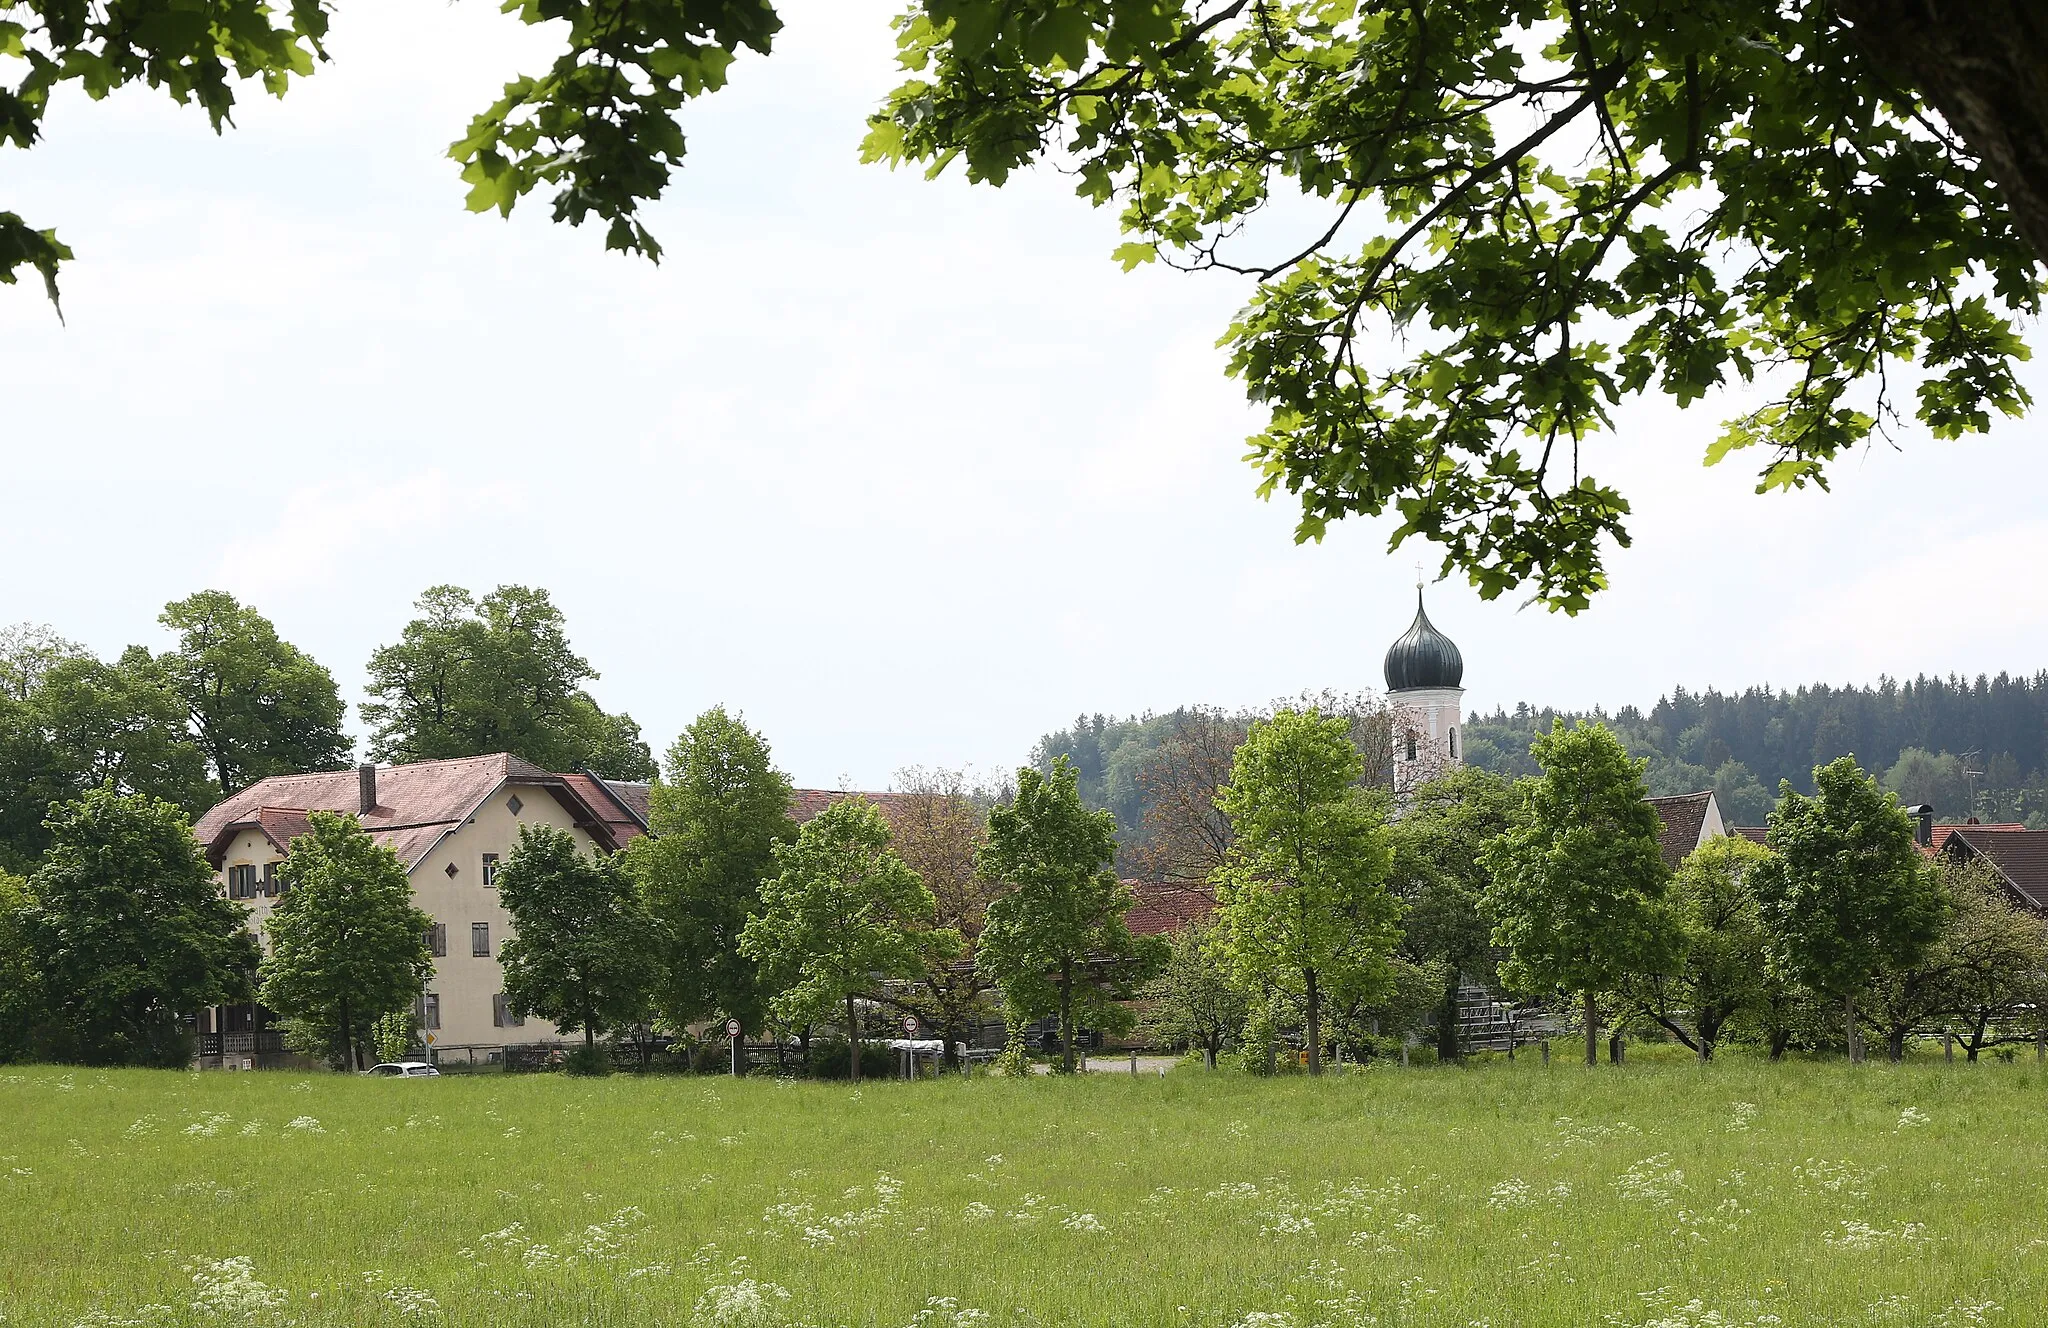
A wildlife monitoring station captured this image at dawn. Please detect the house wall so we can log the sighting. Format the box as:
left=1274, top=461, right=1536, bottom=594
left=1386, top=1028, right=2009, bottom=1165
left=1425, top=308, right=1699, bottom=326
left=408, top=783, right=598, bottom=1053
left=213, top=781, right=604, bottom=1059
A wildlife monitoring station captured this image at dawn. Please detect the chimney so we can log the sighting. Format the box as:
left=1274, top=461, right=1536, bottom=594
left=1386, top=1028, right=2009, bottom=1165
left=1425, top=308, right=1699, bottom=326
left=359, top=763, right=378, bottom=815
left=1905, top=804, right=1933, bottom=848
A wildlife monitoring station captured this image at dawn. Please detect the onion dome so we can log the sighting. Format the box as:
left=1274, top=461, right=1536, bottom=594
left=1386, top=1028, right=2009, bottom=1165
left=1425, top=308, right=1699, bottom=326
left=1383, top=588, right=1464, bottom=691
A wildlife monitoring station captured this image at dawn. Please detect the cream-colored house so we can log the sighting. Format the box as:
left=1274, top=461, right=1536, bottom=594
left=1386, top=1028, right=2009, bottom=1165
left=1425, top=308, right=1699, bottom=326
left=191, top=753, right=649, bottom=1068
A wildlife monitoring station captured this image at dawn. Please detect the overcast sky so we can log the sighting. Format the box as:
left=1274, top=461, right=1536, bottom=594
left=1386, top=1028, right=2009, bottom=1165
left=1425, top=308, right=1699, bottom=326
left=7, top=0, right=2046, bottom=790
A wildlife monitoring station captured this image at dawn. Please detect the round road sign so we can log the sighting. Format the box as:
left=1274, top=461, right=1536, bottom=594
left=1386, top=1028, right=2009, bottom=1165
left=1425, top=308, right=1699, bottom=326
left=902, top=1015, right=919, bottom=1036
left=725, top=1018, right=742, bottom=1037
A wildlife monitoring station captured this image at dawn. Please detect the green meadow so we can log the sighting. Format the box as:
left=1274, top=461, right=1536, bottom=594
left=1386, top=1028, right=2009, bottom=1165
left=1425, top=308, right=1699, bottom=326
left=4, top=1058, right=2044, bottom=1328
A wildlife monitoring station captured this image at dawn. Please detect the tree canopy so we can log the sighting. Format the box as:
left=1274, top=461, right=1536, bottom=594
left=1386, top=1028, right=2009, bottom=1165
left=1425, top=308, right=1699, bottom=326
left=977, top=757, right=1163, bottom=1073
left=1211, top=707, right=1401, bottom=1074
left=258, top=811, right=434, bottom=1071
left=13, top=3, right=2044, bottom=610
left=738, top=796, right=946, bottom=1081
left=1479, top=720, right=1675, bottom=1064
left=362, top=584, right=655, bottom=780
left=624, top=705, right=794, bottom=1034
left=1751, top=755, right=1942, bottom=1063
left=496, top=822, right=662, bottom=1055
left=155, top=591, right=351, bottom=796
left=18, top=785, right=257, bottom=1066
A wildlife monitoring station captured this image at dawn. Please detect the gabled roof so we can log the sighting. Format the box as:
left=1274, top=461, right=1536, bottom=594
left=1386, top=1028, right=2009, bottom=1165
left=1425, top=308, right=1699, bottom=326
left=193, top=753, right=643, bottom=870
left=1645, top=792, right=1715, bottom=869
left=1125, top=880, right=1217, bottom=936
left=1732, top=826, right=1769, bottom=845
left=790, top=788, right=920, bottom=826
left=1940, top=827, right=2048, bottom=911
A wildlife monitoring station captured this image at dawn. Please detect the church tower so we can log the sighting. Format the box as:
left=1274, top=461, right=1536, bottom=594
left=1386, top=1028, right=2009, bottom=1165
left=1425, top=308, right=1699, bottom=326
left=1384, top=584, right=1466, bottom=793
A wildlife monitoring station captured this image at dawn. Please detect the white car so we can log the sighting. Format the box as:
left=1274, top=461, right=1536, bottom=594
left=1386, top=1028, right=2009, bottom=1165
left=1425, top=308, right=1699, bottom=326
left=366, top=1061, right=440, bottom=1078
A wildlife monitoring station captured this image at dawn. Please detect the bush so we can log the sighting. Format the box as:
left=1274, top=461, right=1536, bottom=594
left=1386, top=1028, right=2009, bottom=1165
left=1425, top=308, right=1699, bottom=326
left=806, top=1040, right=895, bottom=1080
left=563, top=1044, right=612, bottom=1077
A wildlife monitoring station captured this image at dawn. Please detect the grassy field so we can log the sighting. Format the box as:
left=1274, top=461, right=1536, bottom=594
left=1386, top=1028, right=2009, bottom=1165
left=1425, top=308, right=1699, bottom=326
left=3, top=1058, right=2045, bottom=1328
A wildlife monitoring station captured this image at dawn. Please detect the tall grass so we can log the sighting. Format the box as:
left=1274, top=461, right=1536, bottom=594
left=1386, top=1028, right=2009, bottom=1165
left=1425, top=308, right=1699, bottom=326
left=3, top=1057, right=2042, bottom=1327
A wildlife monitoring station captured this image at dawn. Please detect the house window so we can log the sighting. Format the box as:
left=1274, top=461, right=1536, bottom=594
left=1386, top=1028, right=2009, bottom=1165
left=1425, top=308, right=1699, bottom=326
left=481, top=853, right=500, bottom=887
left=1404, top=731, right=1418, bottom=762
left=493, top=993, right=524, bottom=1029
left=426, top=923, right=447, bottom=958
left=472, top=922, right=491, bottom=957
left=227, top=865, right=257, bottom=899
left=506, top=795, right=523, bottom=817
left=261, top=862, right=280, bottom=897
left=421, top=993, right=441, bottom=1030
left=1449, top=729, right=1457, bottom=759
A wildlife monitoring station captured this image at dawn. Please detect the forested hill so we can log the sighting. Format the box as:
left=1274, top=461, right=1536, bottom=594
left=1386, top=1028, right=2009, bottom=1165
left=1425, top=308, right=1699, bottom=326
left=1035, top=673, right=2048, bottom=847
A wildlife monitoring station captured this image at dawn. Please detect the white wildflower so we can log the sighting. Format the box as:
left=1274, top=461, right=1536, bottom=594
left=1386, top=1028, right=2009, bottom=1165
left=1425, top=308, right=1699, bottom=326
left=1060, top=1212, right=1108, bottom=1233
left=690, top=1277, right=791, bottom=1328
left=1896, top=1107, right=1931, bottom=1130
left=282, top=1116, right=324, bottom=1134
left=186, top=1256, right=286, bottom=1318
left=961, top=1201, right=995, bottom=1221
left=1728, top=1102, right=1759, bottom=1131
left=1487, top=1179, right=1533, bottom=1210
left=906, top=1297, right=991, bottom=1327
left=183, top=1113, right=231, bottom=1139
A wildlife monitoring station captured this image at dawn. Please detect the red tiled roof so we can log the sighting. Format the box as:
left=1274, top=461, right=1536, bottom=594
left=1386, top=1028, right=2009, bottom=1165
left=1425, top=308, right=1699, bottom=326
left=1645, top=792, right=1714, bottom=868
left=561, top=773, right=650, bottom=844
left=1124, top=880, right=1217, bottom=936
left=790, top=789, right=920, bottom=826
left=194, top=754, right=636, bottom=870
left=1732, top=826, right=1769, bottom=845
left=1928, top=823, right=2025, bottom=855
left=1942, top=828, right=2048, bottom=910
left=602, top=779, right=652, bottom=827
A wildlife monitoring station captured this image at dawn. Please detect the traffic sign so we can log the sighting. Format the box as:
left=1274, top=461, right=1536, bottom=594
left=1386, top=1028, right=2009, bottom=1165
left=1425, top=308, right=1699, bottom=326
left=424, top=1033, right=435, bottom=1044
left=902, top=1015, right=919, bottom=1036
left=725, top=1018, right=742, bottom=1037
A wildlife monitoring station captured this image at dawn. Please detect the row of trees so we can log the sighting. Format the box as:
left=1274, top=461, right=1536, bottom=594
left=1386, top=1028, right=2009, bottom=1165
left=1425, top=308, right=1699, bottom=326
left=1141, top=716, right=2048, bottom=1071
left=0, top=585, right=654, bottom=874
left=7, top=701, right=2040, bottom=1074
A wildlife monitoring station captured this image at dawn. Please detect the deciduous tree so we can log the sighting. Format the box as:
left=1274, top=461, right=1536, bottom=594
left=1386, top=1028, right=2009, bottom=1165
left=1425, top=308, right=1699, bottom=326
left=1619, top=835, right=1774, bottom=1060
left=1136, top=918, right=1245, bottom=1069
left=1389, top=766, right=1524, bottom=1059
left=362, top=585, right=654, bottom=780
left=259, top=812, right=433, bottom=1072
left=21, top=786, right=257, bottom=1066
left=1753, top=757, right=1944, bottom=1064
left=155, top=591, right=351, bottom=796
left=0, top=869, right=39, bottom=1063
left=496, top=824, right=662, bottom=1059
left=624, top=706, right=794, bottom=1036
left=739, top=797, right=948, bottom=1083
left=1480, top=722, right=1676, bottom=1065
left=978, top=758, right=1162, bottom=1074
left=866, top=2, right=2047, bottom=611
left=882, top=766, right=1003, bottom=1070
left=1211, top=708, right=1401, bottom=1075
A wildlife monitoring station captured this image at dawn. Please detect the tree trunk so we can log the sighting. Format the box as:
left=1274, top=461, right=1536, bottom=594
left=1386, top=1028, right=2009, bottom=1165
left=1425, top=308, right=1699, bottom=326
left=1304, top=968, right=1322, bottom=1076
left=1837, top=0, right=2048, bottom=265
left=1436, top=971, right=1461, bottom=1061
left=339, top=995, right=353, bottom=1073
left=1059, top=959, right=1075, bottom=1075
left=1887, top=1025, right=1907, bottom=1063
left=1204, top=1041, right=1217, bottom=1070
left=1845, top=993, right=1864, bottom=1065
left=846, top=993, right=860, bottom=1084
left=1608, top=1031, right=1624, bottom=1065
left=1583, top=990, right=1598, bottom=1067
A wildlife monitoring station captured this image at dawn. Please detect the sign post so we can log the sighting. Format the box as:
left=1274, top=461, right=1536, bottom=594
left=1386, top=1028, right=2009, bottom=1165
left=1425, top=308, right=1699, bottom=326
left=901, top=1016, right=918, bottom=1080
left=727, top=1018, right=742, bottom=1077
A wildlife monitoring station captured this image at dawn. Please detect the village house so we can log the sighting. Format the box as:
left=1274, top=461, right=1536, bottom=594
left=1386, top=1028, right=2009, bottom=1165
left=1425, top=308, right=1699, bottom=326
left=191, top=754, right=649, bottom=1068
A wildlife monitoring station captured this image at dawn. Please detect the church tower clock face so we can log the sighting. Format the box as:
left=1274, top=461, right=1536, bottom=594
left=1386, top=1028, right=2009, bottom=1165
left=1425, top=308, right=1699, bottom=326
left=1384, top=584, right=1466, bottom=793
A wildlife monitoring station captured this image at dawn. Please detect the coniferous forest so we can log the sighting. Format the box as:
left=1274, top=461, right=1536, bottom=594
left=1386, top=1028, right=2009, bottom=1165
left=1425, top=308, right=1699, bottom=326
left=1037, top=672, right=2048, bottom=847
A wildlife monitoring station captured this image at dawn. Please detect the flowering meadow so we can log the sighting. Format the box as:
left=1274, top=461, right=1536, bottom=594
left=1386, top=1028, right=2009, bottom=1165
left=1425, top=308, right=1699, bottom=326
left=2, top=1059, right=2043, bottom=1328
